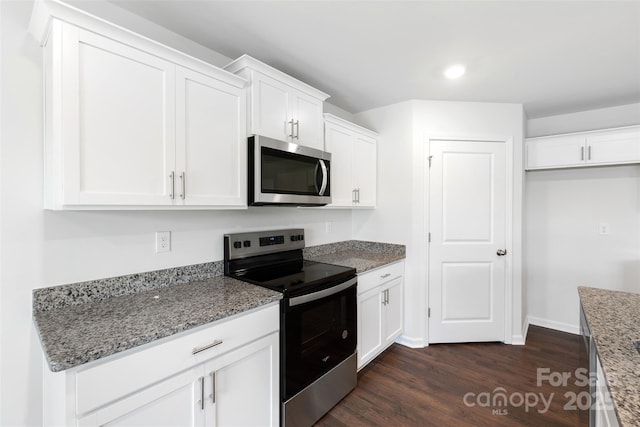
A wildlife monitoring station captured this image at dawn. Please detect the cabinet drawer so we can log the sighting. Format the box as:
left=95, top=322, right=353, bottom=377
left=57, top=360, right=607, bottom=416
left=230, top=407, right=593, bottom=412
left=75, top=304, right=279, bottom=415
left=358, top=261, right=404, bottom=295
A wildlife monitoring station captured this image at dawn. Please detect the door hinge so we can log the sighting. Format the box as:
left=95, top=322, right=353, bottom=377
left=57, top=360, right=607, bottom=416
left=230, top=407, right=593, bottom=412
left=428, top=232, right=431, bottom=243
left=428, top=307, right=431, bottom=318
left=428, top=155, right=433, bottom=167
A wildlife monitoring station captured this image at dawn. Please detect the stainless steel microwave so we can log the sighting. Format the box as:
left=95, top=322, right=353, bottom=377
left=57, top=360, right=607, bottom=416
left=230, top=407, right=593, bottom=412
left=248, top=135, right=331, bottom=206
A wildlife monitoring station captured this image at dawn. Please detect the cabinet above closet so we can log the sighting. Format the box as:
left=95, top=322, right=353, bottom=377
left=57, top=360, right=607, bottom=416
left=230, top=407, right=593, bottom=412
left=525, top=125, right=640, bottom=171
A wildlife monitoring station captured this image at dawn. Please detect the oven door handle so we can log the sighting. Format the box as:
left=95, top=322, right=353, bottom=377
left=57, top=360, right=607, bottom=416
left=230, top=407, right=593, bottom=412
left=289, top=277, right=356, bottom=307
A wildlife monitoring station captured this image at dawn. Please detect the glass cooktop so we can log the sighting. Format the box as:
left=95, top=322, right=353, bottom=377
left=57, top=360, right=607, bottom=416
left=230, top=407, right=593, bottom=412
left=232, top=260, right=356, bottom=297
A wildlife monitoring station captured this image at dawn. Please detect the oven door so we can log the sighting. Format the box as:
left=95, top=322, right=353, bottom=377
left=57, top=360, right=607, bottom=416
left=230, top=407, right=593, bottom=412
left=249, top=135, right=331, bottom=206
left=283, top=279, right=357, bottom=401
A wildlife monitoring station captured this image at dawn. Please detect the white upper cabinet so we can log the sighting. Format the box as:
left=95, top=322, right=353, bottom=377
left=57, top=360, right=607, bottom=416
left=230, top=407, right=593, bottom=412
left=175, top=67, right=246, bottom=207
left=224, top=55, right=329, bottom=151
left=324, top=114, right=378, bottom=208
left=51, top=23, right=177, bottom=207
left=587, top=127, right=640, bottom=165
left=31, top=2, right=247, bottom=209
left=525, top=126, right=640, bottom=170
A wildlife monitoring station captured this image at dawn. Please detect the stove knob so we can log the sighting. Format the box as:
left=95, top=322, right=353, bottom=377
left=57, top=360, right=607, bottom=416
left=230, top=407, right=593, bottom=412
left=243, top=240, right=251, bottom=248
left=290, top=235, right=297, bottom=242
left=233, top=241, right=242, bottom=249
left=298, top=234, right=304, bottom=241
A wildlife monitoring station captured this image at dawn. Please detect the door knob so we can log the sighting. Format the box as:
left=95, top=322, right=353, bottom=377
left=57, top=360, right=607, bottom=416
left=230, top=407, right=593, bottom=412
left=497, top=249, right=507, bottom=256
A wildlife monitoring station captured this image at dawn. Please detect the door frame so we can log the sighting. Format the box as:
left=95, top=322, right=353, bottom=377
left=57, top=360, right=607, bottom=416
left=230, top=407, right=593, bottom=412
left=423, top=134, right=515, bottom=345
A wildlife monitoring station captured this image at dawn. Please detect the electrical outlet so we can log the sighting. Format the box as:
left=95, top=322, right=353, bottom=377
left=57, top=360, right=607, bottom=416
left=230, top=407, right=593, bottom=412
left=325, top=221, right=332, bottom=233
left=156, top=231, right=171, bottom=253
left=599, top=223, right=610, bottom=235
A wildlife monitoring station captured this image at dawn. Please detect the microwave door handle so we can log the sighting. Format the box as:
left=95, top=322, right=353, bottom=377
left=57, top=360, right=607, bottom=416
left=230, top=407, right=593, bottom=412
left=314, top=161, right=320, bottom=194
left=318, top=160, right=328, bottom=196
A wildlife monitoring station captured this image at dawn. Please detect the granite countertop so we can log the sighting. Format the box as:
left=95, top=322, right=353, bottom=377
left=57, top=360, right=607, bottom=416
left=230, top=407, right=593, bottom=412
left=34, top=276, right=281, bottom=372
left=34, top=239, right=404, bottom=373
left=304, top=240, right=406, bottom=273
left=578, top=286, right=640, bottom=426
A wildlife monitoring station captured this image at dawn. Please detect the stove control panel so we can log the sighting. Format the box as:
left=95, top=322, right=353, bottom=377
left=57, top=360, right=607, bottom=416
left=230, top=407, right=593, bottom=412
left=259, top=235, right=285, bottom=246
left=224, top=228, right=305, bottom=259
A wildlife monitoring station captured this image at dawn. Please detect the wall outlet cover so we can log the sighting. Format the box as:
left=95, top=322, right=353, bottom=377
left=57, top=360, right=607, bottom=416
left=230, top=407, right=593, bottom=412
left=156, top=231, right=171, bottom=253
left=598, top=223, right=610, bottom=235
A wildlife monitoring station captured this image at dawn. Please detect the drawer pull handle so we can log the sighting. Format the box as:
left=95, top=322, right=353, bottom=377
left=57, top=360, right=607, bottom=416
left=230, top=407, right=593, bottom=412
left=380, top=273, right=391, bottom=279
left=192, top=339, right=223, bottom=355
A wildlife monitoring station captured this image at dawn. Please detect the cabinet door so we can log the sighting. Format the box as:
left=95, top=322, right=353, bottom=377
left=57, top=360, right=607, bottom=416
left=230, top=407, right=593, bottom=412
left=251, top=72, right=290, bottom=141
left=291, top=91, right=324, bottom=150
left=325, top=124, right=355, bottom=207
left=176, top=67, right=246, bottom=207
left=357, top=287, right=384, bottom=370
left=587, top=128, right=640, bottom=165
left=354, top=134, right=377, bottom=207
left=78, top=366, right=203, bottom=427
left=525, top=135, right=586, bottom=170
left=205, top=333, right=279, bottom=427
left=595, top=356, right=620, bottom=427
left=60, top=24, right=176, bottom=206
left=383, top=277, right=403, bottom=345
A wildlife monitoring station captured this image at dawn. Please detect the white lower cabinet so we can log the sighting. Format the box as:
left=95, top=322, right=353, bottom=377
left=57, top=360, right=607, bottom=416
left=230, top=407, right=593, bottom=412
left=45, top=305, right=279, bottom=427
left=77, top=366, right=203, bottom=427
left=357, top=261, right=404, bottom=370
left=595, top=356, right=620, bottom=427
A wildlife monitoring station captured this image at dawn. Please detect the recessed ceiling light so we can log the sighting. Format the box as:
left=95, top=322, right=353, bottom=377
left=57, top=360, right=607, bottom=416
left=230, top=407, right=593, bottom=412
left=444, top=64, right=466, bottom=79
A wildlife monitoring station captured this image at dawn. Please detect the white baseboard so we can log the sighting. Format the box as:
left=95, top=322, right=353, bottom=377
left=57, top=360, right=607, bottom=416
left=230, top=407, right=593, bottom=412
left=395, top=334, right=427, bottom=348
left=510, top=317, right=530, bottom=345
left=527, top=316, right=580, bottom=335
left=393, top=317, right=576, bottom=348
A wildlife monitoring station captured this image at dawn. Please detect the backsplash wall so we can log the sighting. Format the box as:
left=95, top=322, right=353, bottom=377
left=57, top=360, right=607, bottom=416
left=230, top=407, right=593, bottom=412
left=42, top=208, right=351, bottom=288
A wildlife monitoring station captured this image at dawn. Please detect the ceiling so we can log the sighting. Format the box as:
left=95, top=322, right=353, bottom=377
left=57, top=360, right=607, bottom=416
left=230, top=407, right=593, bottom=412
left=107, top=1, right=640, bottom=119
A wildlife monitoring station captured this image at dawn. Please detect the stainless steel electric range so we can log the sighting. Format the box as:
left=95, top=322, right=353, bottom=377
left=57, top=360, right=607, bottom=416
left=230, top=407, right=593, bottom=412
left=224, top=229, right=357, bottom=427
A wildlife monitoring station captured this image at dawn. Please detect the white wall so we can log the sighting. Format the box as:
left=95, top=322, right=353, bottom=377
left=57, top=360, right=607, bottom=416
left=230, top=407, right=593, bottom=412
left=527, top=103, right=640, bottom=137
left=0, top=2, right=351, bottom=425
left=525, top=166, right=640, bottom=332
left=524, top=107, right=640, bottom=334
left=354, top=100, right=525, bottom=346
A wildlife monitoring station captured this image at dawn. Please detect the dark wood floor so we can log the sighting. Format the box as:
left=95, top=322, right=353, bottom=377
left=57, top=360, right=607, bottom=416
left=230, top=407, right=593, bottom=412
left=316, top=326, right=588, bottom=426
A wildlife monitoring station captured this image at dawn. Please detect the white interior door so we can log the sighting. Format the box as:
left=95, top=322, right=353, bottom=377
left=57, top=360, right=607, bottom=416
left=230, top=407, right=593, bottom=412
left=428, top=139, right=507, bottom=343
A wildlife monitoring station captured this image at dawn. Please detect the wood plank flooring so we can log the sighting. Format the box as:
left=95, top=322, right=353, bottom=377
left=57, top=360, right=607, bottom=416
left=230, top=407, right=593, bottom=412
left=316, top=326, right=588, bottom=426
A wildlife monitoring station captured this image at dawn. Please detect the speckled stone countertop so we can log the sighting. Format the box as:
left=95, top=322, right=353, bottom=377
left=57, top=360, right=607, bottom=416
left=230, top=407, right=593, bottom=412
left=578, top=286, right=640, bottom=426
left=34, top=240, right=402, bottom=372
left=34, top=275, right=281, bottom=372
left=303, top=240, right=405, bottom=273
